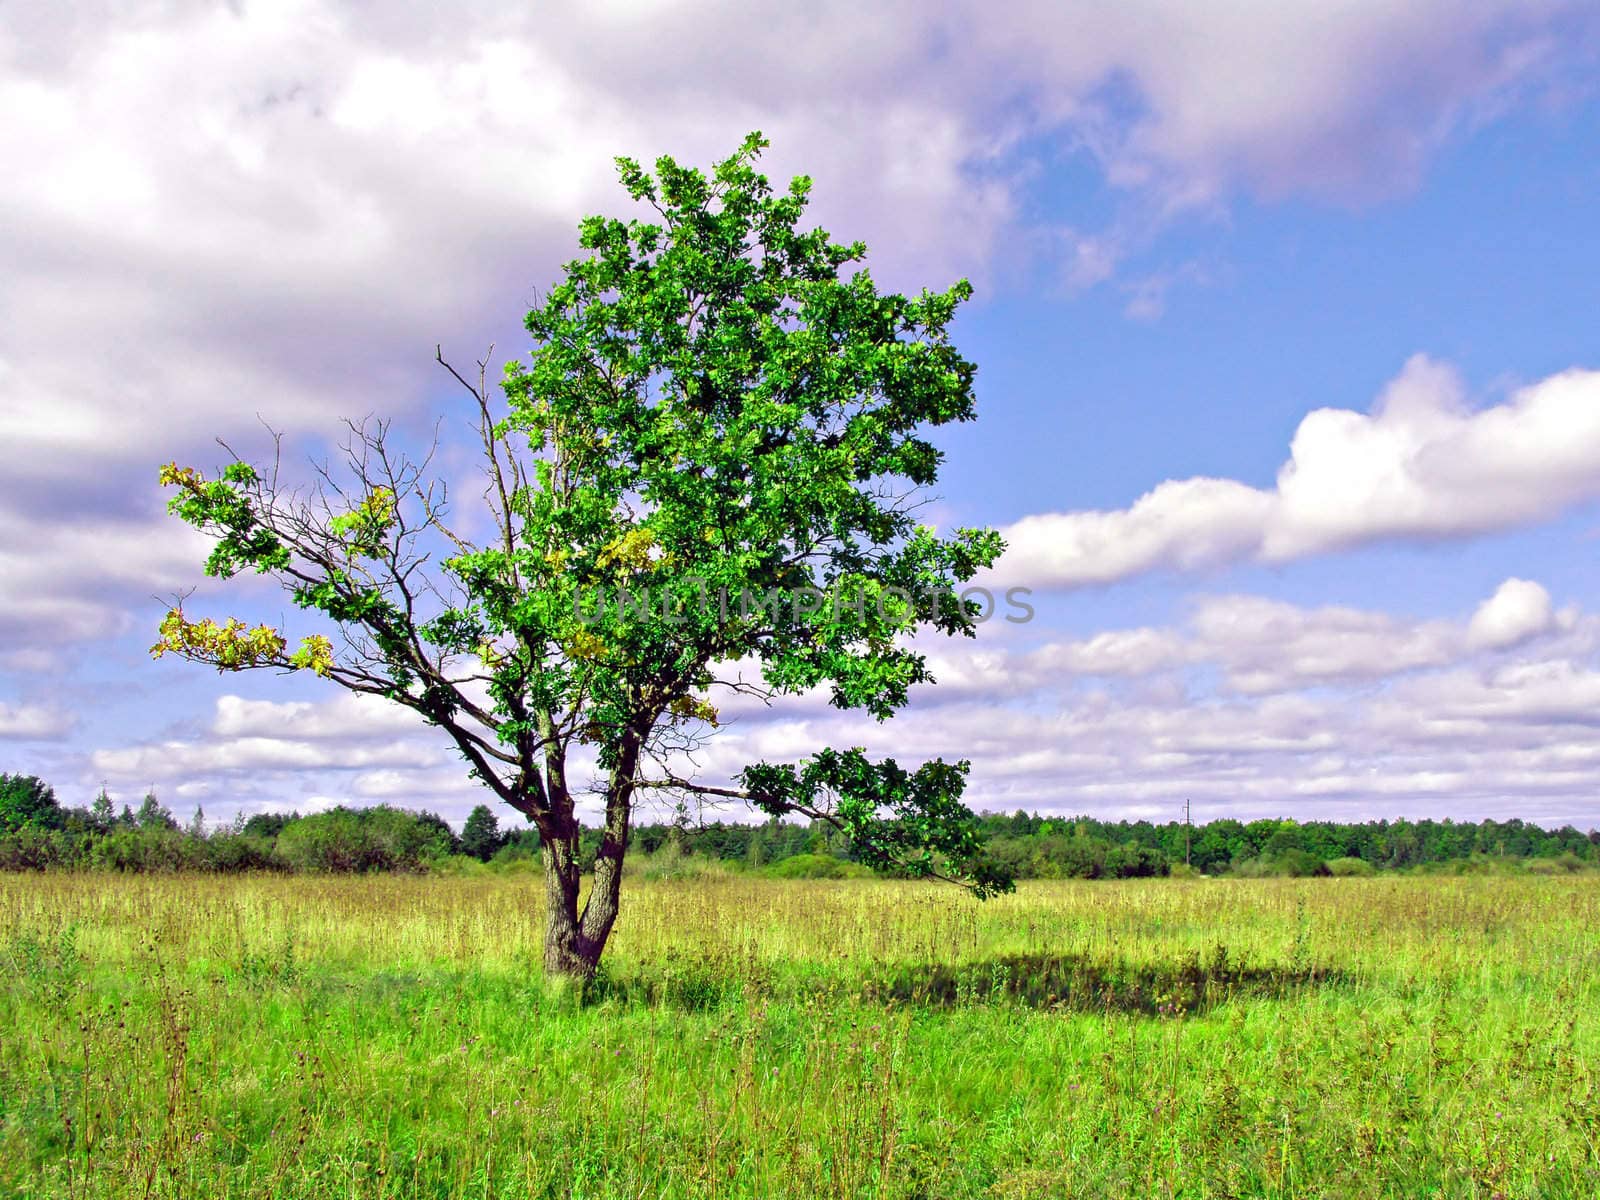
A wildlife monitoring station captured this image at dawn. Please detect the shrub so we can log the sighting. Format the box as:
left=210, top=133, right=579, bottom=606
left=90, top=827, right=191, bottom=872
left=274, top=806, right=455, bottom=873
left=1326, top=857, right=1376, bottom=877
left=1526, top=852, right=1586, bottom=876
left=429, top=854, right=490, bottom=877
left=638, top=853, right=740, bottom=882
left=202, top=832, right=280, bottom=872
left=1228, top=851, right=1327, bottom=878
left=0, top=826, right=71, bottom=870
left=1275, top=849, right=1329, bottom=877
left=766, top=854, right=872, bottom=880
left=1168, top=863, right=1201, bottom=880
left=1105, top=843, right=1169, bottom=878
left=487, top=852, right=543, bottom=877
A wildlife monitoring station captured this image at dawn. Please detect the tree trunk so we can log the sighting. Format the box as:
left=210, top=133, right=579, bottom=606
left=541, top=833, right=598, bottom=980
left=535, top=726, right=638, bottom=983
left=540, top=828, right=628, bottom=982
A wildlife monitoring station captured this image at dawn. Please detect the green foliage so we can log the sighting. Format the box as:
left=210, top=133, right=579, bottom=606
left=1276, top=847, right=1330, bottom=877
left=984, top=830, right=1171, bottom=880
left=135, top=791, right=178, bottom=831
left=151, top=134, right=1015, bottom=928
left=743, top=750, right=1007, bottom=894
left=0, top=774, right=60, bottom=834
left=2, top=786, right=1596, bottom=882
left=1327, top=855, right=1378, bottom=877
left=90, top=788, right=115, bottom=831
left=1526, top=852, right=1588, bottom=875
left=765, top=852, right=872, bottom=879
left=0, top=825, right=75, bottom=871
left=975, top=810, right=1598, bottom=877
left=273, top=806, right=457, bottom=873
left=459, top=804, right=505, bottom=862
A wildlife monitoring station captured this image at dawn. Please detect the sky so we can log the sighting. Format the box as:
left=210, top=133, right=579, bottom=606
left=3, top=0, right=1600, bottom=832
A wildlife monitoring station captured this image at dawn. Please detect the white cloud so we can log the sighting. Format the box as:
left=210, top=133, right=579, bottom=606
left=87, top=688, right=601, bottom=825
left=1402, top=660, right=1600, bottom=727
left=915, top=577, right=1575, bottom=702
left=1, top=4, right=1592, bottom=654
left=1000, top=478, right=1275, bottom=587
left=76, top=577, right=1600, bottom=827
left=641, top=578, right=1600, bottom=827
left=1000, top=358, right=1600, bottom=588
left=1186, top=594, right=1461, bottom=695
left=985, top=0, right=1592, bottom=204
left=211, top=692, right=428, bottom=741
left=1265, top=359, right=1600, bottom=557
left=712, top=646, right=1600, bottom=824
left=1467, top=578, right=1560, bottom=650
left=92, top=735, right=442, bottom=779
left=0, top=701, right=75, bottom=740
left=8, top=2, right=1600, bottom=829
left=0, top=510, right=213, bottom=646
left=91, top=690, right=442, bottom=789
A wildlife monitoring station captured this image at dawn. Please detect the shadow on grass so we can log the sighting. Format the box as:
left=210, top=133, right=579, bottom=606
left=861, top=949, right=1352, bottom=1015
left=577, top=946, right=1350, bottom=1014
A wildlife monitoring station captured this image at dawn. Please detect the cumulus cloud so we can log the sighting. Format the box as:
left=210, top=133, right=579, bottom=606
left=1400, top=659, right=1600, bottom=727
left=92, top=735, right=442, bottom=780
left=1265, top=359, right=1600, bottom=556
left=907, top=576, right=1582, bottom=705
left=89, top=689, right=598, bottom=824
left=0, top=701, right=75, bottom=740
left=78, top=577, right=1600, bottom=826
left=672, top=579, right=1600, bottom=826
left=699, top=673, right=1600, bottom=824
left=2, top=4, right=1592, bottom=655
left=11, top=3, right=1600, bottom=827
left=1000, top=478, right=1275, bottom=587
left=0, top=509, right=213, bottom=647
left=1187, top=594, right=1462, bottom=694
left=1030, top=1, right=1590, bottom=204
left=1467, top=578, right=1562, bottom=650
left=90, top=690, right=442, bottom=790
left=715, top=639, right=1600, bottom=824
left=1000, top=358, right=1600, bottom=588
left=210, top=693, right=429, bottom=741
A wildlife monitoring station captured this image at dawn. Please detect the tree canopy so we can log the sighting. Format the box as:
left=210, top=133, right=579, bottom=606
left=0, top=774, right=59, bottom=834
left=461, top=805, right=505, bottom=862
left=153, top=133, right=1011, bottom=977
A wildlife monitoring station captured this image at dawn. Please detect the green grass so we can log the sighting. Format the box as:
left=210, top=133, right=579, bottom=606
left=1, top=873, right=1597, bottom=1197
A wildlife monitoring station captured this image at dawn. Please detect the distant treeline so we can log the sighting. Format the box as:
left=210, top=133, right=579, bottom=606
left=1, top=772, right=1595, bottom=877
left=973, top=811, right=1598, bottom=878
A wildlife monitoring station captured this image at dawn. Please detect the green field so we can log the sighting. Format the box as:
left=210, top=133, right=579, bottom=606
left=2, top=873, right=1597, bottom=1198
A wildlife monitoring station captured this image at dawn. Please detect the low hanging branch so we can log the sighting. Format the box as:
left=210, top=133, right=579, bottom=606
left=154, top=132, right=1013, bottom=981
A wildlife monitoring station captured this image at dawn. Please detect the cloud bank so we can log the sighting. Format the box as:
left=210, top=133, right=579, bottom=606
left=82, top=579, right=1600, bottom=828
left=2, top=3, right=1594, bottom=654
left=1000, top=358, right=1600, bottom=588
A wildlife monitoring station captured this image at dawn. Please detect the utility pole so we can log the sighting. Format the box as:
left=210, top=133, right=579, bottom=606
left=1184, top=798, right=1192, bottom=868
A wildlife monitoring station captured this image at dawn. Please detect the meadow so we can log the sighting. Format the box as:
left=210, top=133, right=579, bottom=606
left=1, top=871, right=1596, bottom=1198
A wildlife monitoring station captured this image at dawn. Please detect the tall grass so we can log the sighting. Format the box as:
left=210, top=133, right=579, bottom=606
left=1, top=873, right=1596, bottom=1197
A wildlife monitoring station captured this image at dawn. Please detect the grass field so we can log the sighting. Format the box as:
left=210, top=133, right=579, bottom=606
left=2, top=872, right=1597, bottom=1198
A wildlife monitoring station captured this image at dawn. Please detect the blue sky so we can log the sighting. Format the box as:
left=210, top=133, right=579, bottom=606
left=3, top=1, right=1599, bottom=831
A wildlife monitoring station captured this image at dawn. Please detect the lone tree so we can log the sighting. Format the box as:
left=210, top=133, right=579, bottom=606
left=154, top=134, right=1011, bottom=980
left=461, top=804, right=506, bottom=862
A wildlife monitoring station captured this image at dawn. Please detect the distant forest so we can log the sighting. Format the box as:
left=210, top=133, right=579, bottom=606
left=1, top=772, right=1595, bottom=878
